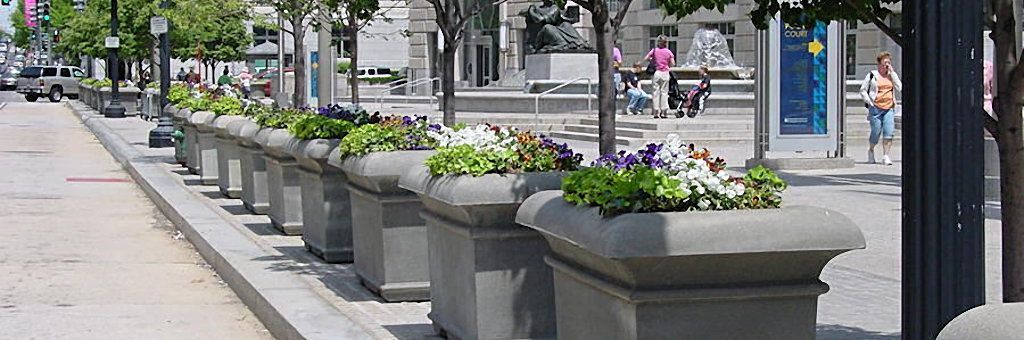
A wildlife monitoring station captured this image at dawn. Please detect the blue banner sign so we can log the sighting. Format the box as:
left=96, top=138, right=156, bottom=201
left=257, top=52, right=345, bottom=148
left=778, top=21, right=828, bottom=135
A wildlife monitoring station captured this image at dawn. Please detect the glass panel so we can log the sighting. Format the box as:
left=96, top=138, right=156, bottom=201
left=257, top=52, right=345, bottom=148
left=60, top=68, right=71, bottom=77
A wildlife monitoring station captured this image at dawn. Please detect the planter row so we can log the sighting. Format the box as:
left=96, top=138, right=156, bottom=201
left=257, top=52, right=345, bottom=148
left=78, top=83, right=142, bottom=113
left=166, top=104, right=867, bottom=340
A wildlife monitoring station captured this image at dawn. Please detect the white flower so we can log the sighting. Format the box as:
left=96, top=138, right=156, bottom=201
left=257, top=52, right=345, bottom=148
left=428, top=124, right=516, bottom=151
left=698, top=199, right=711, bottom=210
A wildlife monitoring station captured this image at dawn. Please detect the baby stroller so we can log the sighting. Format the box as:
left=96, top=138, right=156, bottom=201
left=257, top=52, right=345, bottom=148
left=669, top=73, right=711, bottom=118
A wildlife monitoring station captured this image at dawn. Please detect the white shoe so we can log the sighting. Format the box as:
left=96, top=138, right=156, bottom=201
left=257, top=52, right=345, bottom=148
left=868, top=150, right=876, bottom=164
left=883, top=155, right=893, bottom=165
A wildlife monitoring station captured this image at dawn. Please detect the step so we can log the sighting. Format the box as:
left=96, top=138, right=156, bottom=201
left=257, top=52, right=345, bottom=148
left=563, top=124, right=753, bottom=140
left=578, top=118, right=754, bottom=131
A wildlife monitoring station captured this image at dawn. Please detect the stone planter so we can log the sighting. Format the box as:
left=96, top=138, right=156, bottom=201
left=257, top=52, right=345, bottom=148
left=175, top=107, right=198, bottom=172
left=232, top=120, right=270, bottom=214
left=79, top=84, right=94, bottom=109
left=167, top=105, right=188, bottom=166
left=284, top=138, right=352, bottom=261
left=214, top=115, right=247, bottom=198
left=98, top=87, right=141, bottom=113
left=398, top=167, right=563, bottom=339
left=192, top=111, right=219, bottom=185
left=336, top=151, right=435, bottom=302
left=258, top=129, right=304, bottom=235
left=515, top=191, right=866, bottom=340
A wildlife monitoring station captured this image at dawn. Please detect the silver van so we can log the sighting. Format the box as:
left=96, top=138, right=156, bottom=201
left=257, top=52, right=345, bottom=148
left=16, top=65, right=86, bottom=102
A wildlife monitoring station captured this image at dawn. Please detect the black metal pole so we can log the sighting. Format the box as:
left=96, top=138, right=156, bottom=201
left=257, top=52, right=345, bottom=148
left=147, top=0, right=173, bottom=147
left=103, top=0, right=126, bottom=118
left=901, top=0, right=985, bottom=338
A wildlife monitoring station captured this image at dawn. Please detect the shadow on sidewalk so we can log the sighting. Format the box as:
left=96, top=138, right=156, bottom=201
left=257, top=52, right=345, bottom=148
left=250, top=245, right=380, bottom=303
left=782, top=172, right=902, bottom=188
left=816, top=324, right=898, bottom=339
left=383, top=324, right=436, bottom=340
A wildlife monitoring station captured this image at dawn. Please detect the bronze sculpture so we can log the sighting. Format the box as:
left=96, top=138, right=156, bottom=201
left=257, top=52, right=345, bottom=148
left=520, top=0, right=593, bottom=54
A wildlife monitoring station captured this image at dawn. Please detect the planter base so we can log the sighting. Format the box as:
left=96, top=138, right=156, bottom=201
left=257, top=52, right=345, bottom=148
left=198, top=131, right=219, bottom=185
left=244, top=201, right=271, bottom=215
left=265, top=155, right=303, bottom=235
left=546, top=255, right=824, bottom=340
left=360, top=277, right=430, bottom=302
left=216, top=135, right=243, bottom=199
left=239, top=146, right=271, bottom=215
left=350, top=184, right=430, bottom=302
left=298, top=168, right=353, bottom=263
left=304, top=242, right=353, bottom=263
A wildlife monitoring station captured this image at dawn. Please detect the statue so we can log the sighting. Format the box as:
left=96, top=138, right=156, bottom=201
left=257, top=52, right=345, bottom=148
left=520, top=0, right=593, bottom=54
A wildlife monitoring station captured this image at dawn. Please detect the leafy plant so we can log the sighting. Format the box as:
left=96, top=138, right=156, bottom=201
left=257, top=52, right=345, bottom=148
left=561, top=135, right=786, bottom=216
left=423, top=125, right=582, bottom=176
left=287, top=114, right=356, bottom=139
left=167, top=84, right=191, bottom=105
left=210, top=96, right=243, bottom=116
left=254, top=108, right=307, bottom=129
left=338, top=116, right=437, bottom=157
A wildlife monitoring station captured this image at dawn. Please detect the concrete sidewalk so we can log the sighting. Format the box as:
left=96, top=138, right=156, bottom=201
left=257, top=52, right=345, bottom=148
left=0, top=102, right=271, bottom=339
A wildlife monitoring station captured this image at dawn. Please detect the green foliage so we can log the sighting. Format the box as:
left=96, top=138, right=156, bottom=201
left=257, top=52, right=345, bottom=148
left=242, top=102, right=271, bottom=118
left=738, top=165, right=787, bottom=209
left=183, top=95, right=212, bottom=112
left=337, top=118, right=434, bottom=157
left=424, top=145, right=518, bottom=177
left=562, top=166, right=689, bottom=216
left=364, top=75, right=405, bottom=85
left=210, top=96, right=243, bottom=116
left=337, top=61, right=351, bottom=74
left=254, top=108, right=306, bottom=129
left=167, top=0, right=252, bottom=63
left=287, top=114, right=356, bottom=140
left=654, top=0, right=897, bottom=32
left=167, top=84, right=190, bottom=105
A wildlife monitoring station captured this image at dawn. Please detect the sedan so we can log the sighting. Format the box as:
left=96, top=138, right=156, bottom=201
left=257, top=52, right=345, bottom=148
left=1, top=69, right=19, bottom=91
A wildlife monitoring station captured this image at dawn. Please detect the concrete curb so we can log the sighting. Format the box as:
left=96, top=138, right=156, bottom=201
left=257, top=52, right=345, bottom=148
left=66, top=102, right=374, bottom=340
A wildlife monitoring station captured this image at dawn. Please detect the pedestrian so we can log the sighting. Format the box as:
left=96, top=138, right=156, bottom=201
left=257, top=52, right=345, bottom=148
left=239, top=67, right=253, bottom=99
left=984, top=60, right=994, bottom=115
left=645, top=35, right=675, bottom=119
left=683, top=65, right=711, bottom=110
left=185, top=67, right=200, bottom=86
left=217, top=67, right=233, bottom=87
left=859, top=51, right=902, bottom=165
left=622, top=62, right=648, bottom=115
left=176, top=67, right=187, bottom=82
left=612, top=43, right=623, bottom=94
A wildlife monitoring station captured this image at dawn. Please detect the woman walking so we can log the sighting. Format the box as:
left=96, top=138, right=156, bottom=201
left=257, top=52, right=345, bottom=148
left=859, top=52, right=902, bottom=165
left=646, top=35, right=675, bottom=119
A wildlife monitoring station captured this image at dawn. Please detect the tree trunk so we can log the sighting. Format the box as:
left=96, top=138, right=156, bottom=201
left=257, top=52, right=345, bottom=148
left=441, top=43, right=457, bottom=126
left=993, top=0, right=1024, bottom=302
left=348, top=15, right=360, bottom=104
left=590, top=4, right=617, bottom=156
left=292, top=15, right=308, bottom=108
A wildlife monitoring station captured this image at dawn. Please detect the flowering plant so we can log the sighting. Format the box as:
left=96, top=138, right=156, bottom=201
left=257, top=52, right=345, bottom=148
left=561, top=134, right=787, bottom=216
left=254, top=107, right=309, bottom=129
left=423, top=124, right=582, bottom=176
left=337, top=116, right=438, bottom=156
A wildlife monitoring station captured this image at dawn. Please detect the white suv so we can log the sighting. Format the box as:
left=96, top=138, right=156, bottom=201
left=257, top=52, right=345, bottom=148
left=16, top=65, right=85, bottom=102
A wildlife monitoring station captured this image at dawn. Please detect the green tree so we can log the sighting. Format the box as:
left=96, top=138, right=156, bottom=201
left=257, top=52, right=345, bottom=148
left=12, top=0, right=30, bottom=49
left=254, top=0, right=318, bottom=107
left=324, top=0, right=398, bottom=103
left=166, top=0, right=252, bottom=77
left=660, top=0, right=1024, bottom=302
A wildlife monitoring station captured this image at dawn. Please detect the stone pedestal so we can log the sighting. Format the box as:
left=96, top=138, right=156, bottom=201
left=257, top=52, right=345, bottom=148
left=516, top=191, right=866, bottom=340
left=237, top=124, right=271, bottom=215
left=337, top=151, right=435, bottom=302
left=525, top=53, right=598, bottom=82
left=399, top=167, right=563, bottom=339
left=177, top=108, right=199, bottom=174
left=215, top=116, right=247, bottom=198
left=259, top=129, right=304, bottom=235
left=288, top=138, right=352, bottom=263
left=191, top=111, right=218, bottom=184
left=168, top=105, right=188, bottom=166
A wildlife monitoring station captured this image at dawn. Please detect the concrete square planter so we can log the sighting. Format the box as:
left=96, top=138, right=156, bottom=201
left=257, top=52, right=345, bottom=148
left=98, top=87, right=140, bottom=113
left=192, top=111, right=219, bottom=185
left=79, top=84, right=94, bottom=109
left=167, top=105, right=188, bottom=166
left=214, top=115, right=248, bottom=198
left=515, top=191, right=867, bottom=340
left=335, top=151, right=435, bottom=302
left=398, top=167, right=563, bottom=339
left=234, top=121, right=271, bottom=215
left=257, top=129, right=304, bottom=235
left=285, top=138, right=350, bottom=261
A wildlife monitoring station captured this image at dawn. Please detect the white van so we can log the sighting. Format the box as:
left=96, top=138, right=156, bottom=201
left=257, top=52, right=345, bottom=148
left=352, top=67, right=393, bottom=79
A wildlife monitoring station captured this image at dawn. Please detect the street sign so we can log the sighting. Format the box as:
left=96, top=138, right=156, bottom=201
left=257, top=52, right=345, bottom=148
left=104, top=37, right=120, bottom=48
left=150, top=16, right=167, bottom=35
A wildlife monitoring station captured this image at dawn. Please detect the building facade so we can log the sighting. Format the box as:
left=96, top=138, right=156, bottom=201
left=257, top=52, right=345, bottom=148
left=406, top=0, right=903, bottom=90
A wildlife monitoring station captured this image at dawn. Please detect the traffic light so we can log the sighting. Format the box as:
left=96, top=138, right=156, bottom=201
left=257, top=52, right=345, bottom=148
left=41, top=2, right=51, bottom=25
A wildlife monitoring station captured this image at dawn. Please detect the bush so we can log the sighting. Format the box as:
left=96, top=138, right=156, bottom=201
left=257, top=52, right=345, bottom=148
left=337, top=116, right=437, bottom=157
left=210, top=96, right=243, bottom=116
left=287, top=114, right=356, bottom=140
left=423, top=125, right=582, bottom=176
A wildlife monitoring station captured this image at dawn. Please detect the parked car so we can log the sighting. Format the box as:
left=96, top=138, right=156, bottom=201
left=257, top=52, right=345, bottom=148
left=252, top=67, right=294, bottom=97
left=16, top=65, right=86, bottom=102
left=349, top=67, right=394, bottom=79
left=2, top=69, right=19, bottom=91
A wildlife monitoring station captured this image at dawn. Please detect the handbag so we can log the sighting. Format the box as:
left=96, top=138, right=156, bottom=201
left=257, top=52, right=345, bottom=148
left=646, top=61, right=657, bottom=75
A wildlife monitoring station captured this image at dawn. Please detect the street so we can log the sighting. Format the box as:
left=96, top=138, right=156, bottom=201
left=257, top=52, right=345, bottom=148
left=0, top=92, right=271, bottom=339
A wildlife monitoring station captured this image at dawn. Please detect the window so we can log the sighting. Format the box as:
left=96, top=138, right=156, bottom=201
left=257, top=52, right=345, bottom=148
left=72, top=69, right=85, bottom=78
left=710, top=22, right=736, bottom=55
left=42, top=67, right=57, bottom=77
left=60, top=68, right=71, bottom=77
left=253, top=27, right=278, bottom=45
left=648, top=25, right=679, bottom=53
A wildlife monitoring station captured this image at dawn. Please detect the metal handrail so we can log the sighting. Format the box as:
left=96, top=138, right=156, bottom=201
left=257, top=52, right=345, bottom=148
left=377, top=77, right=440, bottom=108
left=535, top=77, right=592, bottom=120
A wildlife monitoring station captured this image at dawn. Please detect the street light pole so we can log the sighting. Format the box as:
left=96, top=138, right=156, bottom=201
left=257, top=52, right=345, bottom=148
left=102, top=0, right=126, bottom=118
left=147, top=0, right=173, bottom=147
left=901, top=0, right=985, bottom=338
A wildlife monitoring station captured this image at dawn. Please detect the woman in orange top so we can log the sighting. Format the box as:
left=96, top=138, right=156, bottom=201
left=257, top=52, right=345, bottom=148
left=859, top=52, right=902, bottom=165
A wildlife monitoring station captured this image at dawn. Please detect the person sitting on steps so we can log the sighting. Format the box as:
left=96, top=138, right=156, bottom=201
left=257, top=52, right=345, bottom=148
left=622, top=62, right=648, bottom=115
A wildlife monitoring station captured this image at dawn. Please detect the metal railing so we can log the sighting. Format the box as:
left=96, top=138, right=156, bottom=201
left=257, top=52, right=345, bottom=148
left=377, top=77, right=440, bottom=109
left=534, top=77, right=592, bottom=120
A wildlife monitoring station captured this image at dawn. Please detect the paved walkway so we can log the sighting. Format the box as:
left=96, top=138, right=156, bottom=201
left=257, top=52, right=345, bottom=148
left=0, top=102, right=271, bottom=339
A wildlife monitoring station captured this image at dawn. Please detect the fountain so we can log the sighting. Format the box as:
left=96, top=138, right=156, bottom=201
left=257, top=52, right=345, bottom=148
left=679, top=27, right=753, bottom=79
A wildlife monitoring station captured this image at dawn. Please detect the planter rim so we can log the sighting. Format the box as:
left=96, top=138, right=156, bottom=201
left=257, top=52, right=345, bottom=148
left=253, top=127, right=277, bottom=147
left=213, top=115, right=245, bottom=132
left=262, top=129, right=301, bottom=156
left=397, top=165, right=565, bottom=206
left=516, top=190, right=866, bottom=259
left=287, top=138, right=339, bottom=161
left=173, top=107, right=192, bottom=120
left=189, top=111, right=216, bottom=127
left=230, top=119, right=259, bottom=139
left=334, top=150, right=436, bottom=178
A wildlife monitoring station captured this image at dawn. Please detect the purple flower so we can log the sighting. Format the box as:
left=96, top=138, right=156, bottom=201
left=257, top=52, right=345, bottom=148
left=401, top=116, right=414, bottom=126
left=427, top=124, right=442, bottom=132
